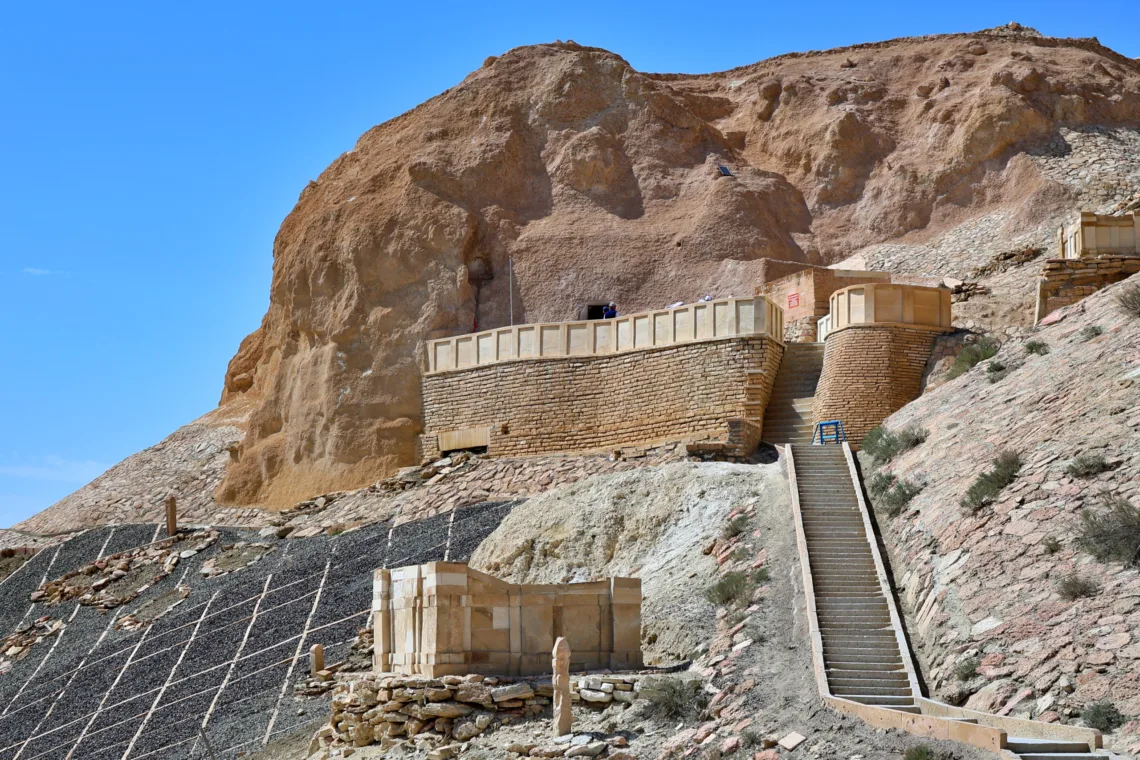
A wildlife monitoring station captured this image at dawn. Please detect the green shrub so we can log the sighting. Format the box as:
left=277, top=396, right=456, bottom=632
left=955, top=656, right=979, bottom=681
left=862, top=426, right=928, bottom=463
left=986, top=358, right=1013, bottom=384
left=753, top=567, right=770, bottom=583
left=960, top=451, right=1022, bottom=512
left=1024, top=339, right=1050, bottom=355
left=1078, top=324, right=1104, bottom=342
left=1117, top=284, right=1140, bottom=318
left=1075, top=494, right=1140, bottom=567
left=881, top=479, right=924, bottom=518
left=1066, top=453, right=1110, bottom=479
left=1042, top=536, right=1062, bottom=555
left=644, top=678, right=709, bottom=723
left=1082, top=700, right=1125, bottom=732
left=722, top=515, right=749, bottom=540
left=1057, top=573, right=1099, bottom=601
left=706, top=571, right=753, bottom=606
left=947, top=337, right=999, bottom=380
left=904, top=745, right=947, bottom=760
left=868, top=471, right=895, bottom=497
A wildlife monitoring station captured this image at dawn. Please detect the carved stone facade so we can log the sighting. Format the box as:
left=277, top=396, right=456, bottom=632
left=373, top=562, right=642, bottom=677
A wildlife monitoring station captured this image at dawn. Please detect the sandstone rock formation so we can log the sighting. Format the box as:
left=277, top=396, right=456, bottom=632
left=214, top=27, right=1140, bottom=507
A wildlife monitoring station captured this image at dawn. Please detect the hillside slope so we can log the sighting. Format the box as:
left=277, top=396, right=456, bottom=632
left=214, top=26, right=1140, bottom=508
left=863, top=275, right=1140, bottom=747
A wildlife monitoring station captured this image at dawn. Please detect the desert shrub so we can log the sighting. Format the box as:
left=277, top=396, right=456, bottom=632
left=986, top=358, right=1015, bottom=384
left=740, top=729, right=764, bottom=749
left=1024, top=339, right=1050, bottom=355
left=1066, top=453, right=1110, bottom=479
left=1042, top=536, right=1062, bottom=555
left=955, top=656, right=979, bottom=681
left=862, top=426, right=928, bottom=463
left=753, top=567, right=770, bottom=583
left=1075, top=494, right=1140, bottom=567
left=904, top=745, right=948, bottom=760
left=644, top=678, right=709, bottom=723
left=1057, top=573, right=1099, bottom=601
left=1078, top=324, right=1104, bottom=341
left=947, top=337, right=999, bottom=380
left=706, top=571, right=753, bottom=606
left=1082, top=700, right=1125, bottom=732
left=960, top=451, right=1022, bottom=512
left=1117, top=283, right=1140, bottom=318
left=881, top=479, right=924, bottom=518
left=722, top=515, right=749, bottom=540
left=868, top=470, right=895, bottom=497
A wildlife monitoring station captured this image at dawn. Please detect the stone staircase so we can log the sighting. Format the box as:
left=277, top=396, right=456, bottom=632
left=761, top=343, right=824, bottom=446
left=791, top=444, right=918, bottom=712
left=788, top=444, right=1105, bottom=760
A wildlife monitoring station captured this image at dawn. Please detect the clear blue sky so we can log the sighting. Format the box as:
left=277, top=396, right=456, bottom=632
left=0, top=1, right=1134, bottom=528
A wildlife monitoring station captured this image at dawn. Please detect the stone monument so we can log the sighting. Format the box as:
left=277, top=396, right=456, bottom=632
left=552, top=637, right=572, bottom=736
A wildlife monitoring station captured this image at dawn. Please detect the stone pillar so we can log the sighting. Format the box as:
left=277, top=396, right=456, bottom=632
left=164, top=495, right=177, bottom=537
left=1034, top=276, right=1049, bottom=325
left=309, top=644, right=324, bottom=677
left=552, top=637, right=572, bottom=737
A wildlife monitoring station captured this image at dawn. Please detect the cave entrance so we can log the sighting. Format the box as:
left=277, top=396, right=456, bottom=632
left=578, top=301, right=614, bottom=320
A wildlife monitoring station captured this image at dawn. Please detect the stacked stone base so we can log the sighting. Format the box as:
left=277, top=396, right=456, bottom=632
left=319, top=672, right=659, bottom=754
left=1036, top=254, right=1140, bottom=321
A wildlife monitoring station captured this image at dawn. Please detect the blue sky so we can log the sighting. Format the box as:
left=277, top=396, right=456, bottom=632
left=0, top=1, right=1135, bottom=528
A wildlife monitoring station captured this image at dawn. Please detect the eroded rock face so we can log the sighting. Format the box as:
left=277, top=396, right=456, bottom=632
left=216, top=30, right=1140, bottom=506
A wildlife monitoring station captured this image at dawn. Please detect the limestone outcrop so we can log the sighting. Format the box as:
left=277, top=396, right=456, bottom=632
left=215, top=28, right=1140, bottom=507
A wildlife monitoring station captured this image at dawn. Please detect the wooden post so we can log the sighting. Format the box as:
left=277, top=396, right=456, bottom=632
left=310, top=643, right=324, bottom=677
left=165, top=495, right=177, bottom=537
left=552, top=637, right=572, bottom=736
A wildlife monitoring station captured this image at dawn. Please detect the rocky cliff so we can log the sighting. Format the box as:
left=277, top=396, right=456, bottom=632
left=214, top=26, right=1140, bottom=507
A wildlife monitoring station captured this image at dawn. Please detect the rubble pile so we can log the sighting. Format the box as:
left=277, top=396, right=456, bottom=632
left=30, top=529, right=218, bottom=610
left=0, top=617, right=64, bottom=675
left=317, top=672, right=660, bottom=755
left=198, top=541, right=273, bottom=577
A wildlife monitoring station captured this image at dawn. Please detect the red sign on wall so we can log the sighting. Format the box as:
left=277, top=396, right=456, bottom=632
left=787, top=292, right=800, bottom=309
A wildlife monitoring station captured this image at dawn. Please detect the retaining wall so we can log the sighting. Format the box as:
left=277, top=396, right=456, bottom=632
left=419, top=335, right=782, bottom=460
left=812, top=325, right=943, bottom=445
left=1035, top=254, right=1140, bottom=321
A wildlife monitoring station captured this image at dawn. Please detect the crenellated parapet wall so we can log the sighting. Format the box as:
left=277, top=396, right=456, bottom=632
left=812, top=284, right=953, bottom=444
left=1057, top=211, right=1139, bottom=259
left=425, top=296, right=782, bottom=373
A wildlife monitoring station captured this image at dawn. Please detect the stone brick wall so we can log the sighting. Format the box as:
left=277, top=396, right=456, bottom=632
left=756, top=266, right=895, bottom=342
left=420, top=336, right=782, bottom=460
left=812, top=326, right=941, bottom=445
left=1035, top=255, right=1140, bottom=321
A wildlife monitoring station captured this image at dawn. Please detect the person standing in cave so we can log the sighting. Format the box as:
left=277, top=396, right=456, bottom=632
left=602, top=302, right=618, bottom=319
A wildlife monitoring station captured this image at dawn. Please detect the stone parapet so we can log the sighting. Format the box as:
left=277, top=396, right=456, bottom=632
left=1057, top=211, right=1139, bottom=259
left=373, top=562, right=642, bottom=678
left=827, top=283, right=952, bottom=334
left=425, top=296, right=782, bottom=374
left=420, top=335, right=782, bottom=461
left=812, top=325, right=945, bottom=445
left=1034, top=254, right=1140, bottom=322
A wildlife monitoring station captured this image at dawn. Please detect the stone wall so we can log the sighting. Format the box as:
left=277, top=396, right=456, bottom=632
left=420, top=336, right=782, bottom=461
left=374, top=562, right=642, bottom=677
left=756, top=266, right=893, bottom=342
left=812, top=326, right=943, bottom=445
left=1035, top=255, right=1140, bottom=321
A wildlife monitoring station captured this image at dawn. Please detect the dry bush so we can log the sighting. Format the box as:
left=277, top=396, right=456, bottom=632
left=1066, top=453, right=1110, bottom=479
left=947, top=337, right=999, bottom=380
left=1117, top=283, right=1140, bottom=318
left=961, top=451, right=1022, bottom=512
left=1075, top=494, right=1140, bottom=566
left=1057, top=573, right=1099, bottom=600
left=1082, top=701, right=1124, bottom=732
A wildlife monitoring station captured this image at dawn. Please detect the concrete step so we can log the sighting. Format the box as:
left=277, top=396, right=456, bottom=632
left=841, top=694, right=916, bottom=707
left=1007, top=738, right=1097, bottom=755
left=831, top=685, right=913, bottom=698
